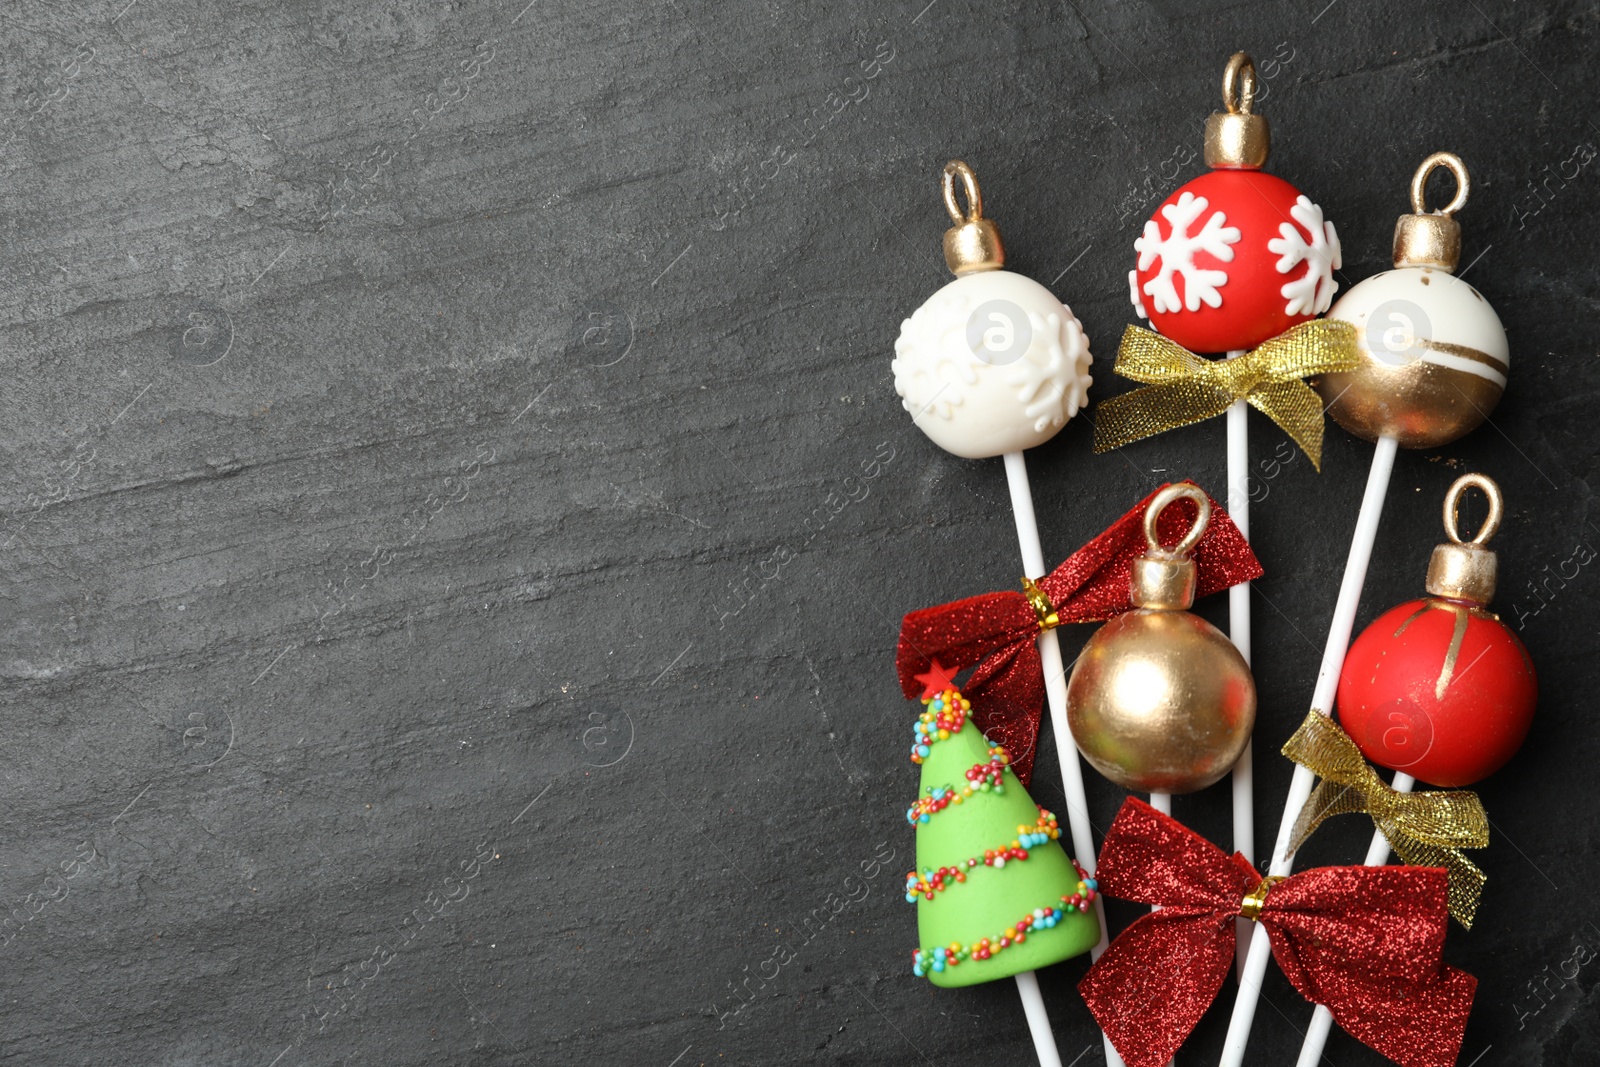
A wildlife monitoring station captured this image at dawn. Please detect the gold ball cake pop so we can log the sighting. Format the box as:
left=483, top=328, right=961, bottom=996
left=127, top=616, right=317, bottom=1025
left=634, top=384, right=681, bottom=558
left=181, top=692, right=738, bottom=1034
left=1066, top=485, right=1256, bottom=794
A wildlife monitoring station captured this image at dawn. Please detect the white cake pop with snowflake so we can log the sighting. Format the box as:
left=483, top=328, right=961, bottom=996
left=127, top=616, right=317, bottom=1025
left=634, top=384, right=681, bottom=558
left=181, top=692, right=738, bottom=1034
left=892, top=162, right=1093, bottom=460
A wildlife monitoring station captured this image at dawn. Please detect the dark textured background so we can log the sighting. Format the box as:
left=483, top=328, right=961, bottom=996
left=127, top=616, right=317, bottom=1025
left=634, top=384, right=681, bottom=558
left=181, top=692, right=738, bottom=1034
left=2, top=1, right=1596, bottom=1064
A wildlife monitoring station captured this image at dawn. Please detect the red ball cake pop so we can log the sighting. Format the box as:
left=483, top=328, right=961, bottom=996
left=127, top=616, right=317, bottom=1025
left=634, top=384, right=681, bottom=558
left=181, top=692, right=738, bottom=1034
left=1337, top=474, right=1536, bottom=787
left=1129, top=54, right=1341, bottom=353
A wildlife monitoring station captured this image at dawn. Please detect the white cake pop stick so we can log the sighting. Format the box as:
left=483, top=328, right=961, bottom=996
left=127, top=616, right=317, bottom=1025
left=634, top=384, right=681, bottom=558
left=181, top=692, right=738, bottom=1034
left=895, top=161, right=1102, bottom=1067
left=1269, top=153, right=1508, bottom=1067
left=1013, top=971, right=1065, bottom=1067
left=1119, top=55, right=1337, bottom=988
left=1134, top=353, right=1248, bottom=1021
left=1005, top=451, right=1124, bottom=1067
left=1223, top=354, right=1254, bottom=977
left=1147, top=788, right=1175, bottom=1067
left=1289, top=770, right=1414, bottom=1067
left=1004, top=451, right=1114, bottom=946
left=1217, top=433, right=1397, bottom=1067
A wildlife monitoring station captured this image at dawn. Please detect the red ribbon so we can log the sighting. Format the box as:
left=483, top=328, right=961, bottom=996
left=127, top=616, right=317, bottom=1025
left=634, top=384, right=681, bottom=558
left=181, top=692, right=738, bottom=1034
left=1080, top=798, right=1477, bottom=1067
left=895, top=483, right=1260, bottom=784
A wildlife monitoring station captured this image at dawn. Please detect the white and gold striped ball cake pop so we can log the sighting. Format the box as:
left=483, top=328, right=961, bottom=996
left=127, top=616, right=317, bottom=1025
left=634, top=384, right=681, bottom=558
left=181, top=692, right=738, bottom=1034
left=1315, top=152, right=1508, bottom=449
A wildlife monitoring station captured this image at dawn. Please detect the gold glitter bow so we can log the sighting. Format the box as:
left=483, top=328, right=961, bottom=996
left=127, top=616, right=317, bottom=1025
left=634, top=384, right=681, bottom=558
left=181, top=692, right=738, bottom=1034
left=1283, top=710, right=1490, bottom=928
left=1092, top=320, right=1361, bottom=470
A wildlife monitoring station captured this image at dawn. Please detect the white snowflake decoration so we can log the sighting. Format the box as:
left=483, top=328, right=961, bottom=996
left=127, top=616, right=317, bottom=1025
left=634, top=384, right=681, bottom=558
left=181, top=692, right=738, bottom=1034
left=1134, top=191, right=1241, bottom=314
left=1005, top=309, right=1090, bottom=432
left=1127, top=269, right=1147, bottom=320
left=1268, top=195, right=1342, bottom=316
left=891, top=295, right=983, bottom=423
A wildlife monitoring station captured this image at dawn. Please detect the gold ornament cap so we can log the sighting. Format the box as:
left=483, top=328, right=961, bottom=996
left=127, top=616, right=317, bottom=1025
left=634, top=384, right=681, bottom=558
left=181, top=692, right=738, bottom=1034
left=1131, top=483, right=1209, bottom=609
left=1425, top=473, right=1501, bottom=605
left=1394, top=152, right=1469, bottom=271
left=1204, top=53, right=1270, bottom=169
left=941, top=160, right=1004, bottom=275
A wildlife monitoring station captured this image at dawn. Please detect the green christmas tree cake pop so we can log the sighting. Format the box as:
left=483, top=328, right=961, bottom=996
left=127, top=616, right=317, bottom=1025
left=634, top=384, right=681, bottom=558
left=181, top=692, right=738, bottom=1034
left=906, top=676, right=1101, bottom=986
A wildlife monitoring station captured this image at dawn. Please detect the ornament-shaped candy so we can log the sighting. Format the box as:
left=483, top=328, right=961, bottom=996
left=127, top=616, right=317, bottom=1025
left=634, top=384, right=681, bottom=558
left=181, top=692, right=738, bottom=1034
left=889, top=161, right=1112, bottom=1067
left=1315, top=153, right=1508, bottom=448
left=1129, top=53, right=1341, bottom=353
left=893, top=161, right=1093, bottom=459
left=1224, top=161, right=1511, bottom=1067
left=1067, top=483, right=1256, bottom=793
left=1338, top=473, right=1536, bottom=787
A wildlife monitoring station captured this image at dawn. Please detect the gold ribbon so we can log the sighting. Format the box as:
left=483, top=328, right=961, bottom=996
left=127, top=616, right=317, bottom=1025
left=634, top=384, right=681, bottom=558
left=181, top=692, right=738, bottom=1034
left=1238, top=875, right=1284, bottom=922
left=1021, top=576, right=1059, bottom=631
left=1092, top=319, right=1361, bottom=470
left=1282, top=710, right=1490, bottom=928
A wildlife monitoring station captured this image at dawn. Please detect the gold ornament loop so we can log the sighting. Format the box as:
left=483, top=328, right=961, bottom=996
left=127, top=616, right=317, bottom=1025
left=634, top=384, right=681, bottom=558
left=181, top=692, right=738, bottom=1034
left=1142, top=483, right=1210, bottom=559
left=1207, top=53, right=1270, bottom=167
left=1442, top=472, right=1502, bottom=546
left=940, top=160, right=1004, bottom=275
left=1410, top=151, right=1470, bottom=217
left=1238, top=875, right=1284, bottom=922
left=942, top=160, right=984, bottom=225
left=1221, top=52, right=1257, bottom=115
left=1429, top=474, right=1502, bottom=603
left=1021, top=576, right=1060, bottom=631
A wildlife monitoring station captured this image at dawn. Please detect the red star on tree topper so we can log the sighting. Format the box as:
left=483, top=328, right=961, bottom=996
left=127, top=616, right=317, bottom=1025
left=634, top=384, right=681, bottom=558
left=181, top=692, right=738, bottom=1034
left=914, top=658, right=962, bottom=700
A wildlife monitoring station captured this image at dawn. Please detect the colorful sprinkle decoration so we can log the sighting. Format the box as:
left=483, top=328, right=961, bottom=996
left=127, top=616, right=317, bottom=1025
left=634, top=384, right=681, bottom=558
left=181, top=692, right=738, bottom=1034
left=1018, top=807, right=1062, bottom=849
left=902, top=808, right=1068, bottom=902
left=910, top=864, right=1098, bottom=979
left=965, top=750, right=1008, bottom=790
left=908, top=688, right=970, bottom=764
left=904, top=745, right=1012, bottom=825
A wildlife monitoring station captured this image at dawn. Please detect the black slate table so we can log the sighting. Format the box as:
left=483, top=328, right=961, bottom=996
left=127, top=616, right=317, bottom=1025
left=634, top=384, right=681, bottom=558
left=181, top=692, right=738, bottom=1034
left=2, top=1, right=1596, bottom=1064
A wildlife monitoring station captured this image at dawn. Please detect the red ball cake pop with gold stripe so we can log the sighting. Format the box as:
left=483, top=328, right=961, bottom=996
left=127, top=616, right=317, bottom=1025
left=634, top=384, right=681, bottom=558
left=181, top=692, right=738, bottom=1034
left=1338, top=473, right=1536, bottom=787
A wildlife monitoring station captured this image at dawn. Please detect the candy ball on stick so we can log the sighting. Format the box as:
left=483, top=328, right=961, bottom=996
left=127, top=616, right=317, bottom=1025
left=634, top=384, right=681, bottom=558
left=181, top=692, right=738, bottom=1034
left=1225, top=157, right=1510, bottom=1067
left=1067, top=483, right=1256, bottom=794
left=891, top=160, right=1114, bottom=1067
left=906, top=682, right=1100, bottom=986
left=893, top=161, right=1093, bottom=459
left=1315, top=153, right=1509, bottom=448
left=1128, top=53, right=1341, bottom=354
left=1338, top=473, right=1536, bottom=787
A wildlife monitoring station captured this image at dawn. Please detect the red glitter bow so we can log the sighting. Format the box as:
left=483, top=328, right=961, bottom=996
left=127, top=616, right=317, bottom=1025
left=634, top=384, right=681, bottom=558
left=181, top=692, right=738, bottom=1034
left=1080, top=798, right=1476, bottom=1067
left=895, top=483, right=1259, bottom=784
